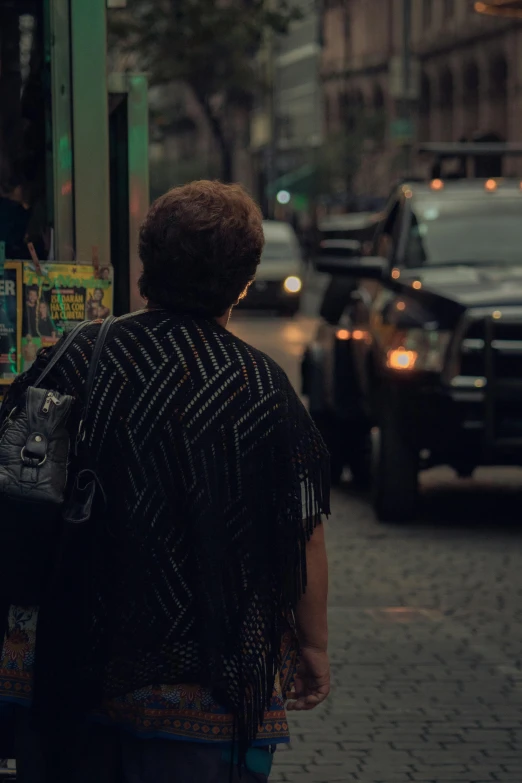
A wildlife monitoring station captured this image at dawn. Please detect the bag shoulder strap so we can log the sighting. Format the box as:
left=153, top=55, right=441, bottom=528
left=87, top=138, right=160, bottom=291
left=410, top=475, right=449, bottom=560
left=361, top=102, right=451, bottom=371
left=35, top=315, right=116, bottom=432
left=83, top=315, right=116, bottom=421
left=35, top=320, right=90, bottom=388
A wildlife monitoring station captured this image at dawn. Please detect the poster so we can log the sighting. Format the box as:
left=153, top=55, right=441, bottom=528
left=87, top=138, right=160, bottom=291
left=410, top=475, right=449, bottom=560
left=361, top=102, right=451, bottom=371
left=22, top=263, right=113, bottom=372
left=0, top=262, right=22, bottom=384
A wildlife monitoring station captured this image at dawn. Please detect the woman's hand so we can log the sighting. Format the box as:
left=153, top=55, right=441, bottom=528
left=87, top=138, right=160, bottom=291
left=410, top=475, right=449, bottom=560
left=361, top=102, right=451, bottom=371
left=287, top=646, right=330, bottom=711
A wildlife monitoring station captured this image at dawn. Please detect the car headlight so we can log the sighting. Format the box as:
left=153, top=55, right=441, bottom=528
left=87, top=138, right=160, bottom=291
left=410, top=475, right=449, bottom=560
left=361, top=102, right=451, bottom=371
left=385, top=329, right=451, bottom=372
left=283, top=276, right=302, bottom=294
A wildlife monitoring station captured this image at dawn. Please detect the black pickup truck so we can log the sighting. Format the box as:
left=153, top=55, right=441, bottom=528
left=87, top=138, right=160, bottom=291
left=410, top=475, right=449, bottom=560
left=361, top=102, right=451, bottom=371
left=303, top=154, right=522, bottom=522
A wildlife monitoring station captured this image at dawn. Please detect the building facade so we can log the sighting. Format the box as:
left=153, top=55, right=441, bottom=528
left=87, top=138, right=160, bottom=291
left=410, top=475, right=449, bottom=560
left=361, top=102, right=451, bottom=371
left=320, top=0, right=522, bottom=198
left=275, top=0, right=323, bottom=158
left=320, top=0, right=393, bottom=204
left=250, top=0, right=323, bottom=215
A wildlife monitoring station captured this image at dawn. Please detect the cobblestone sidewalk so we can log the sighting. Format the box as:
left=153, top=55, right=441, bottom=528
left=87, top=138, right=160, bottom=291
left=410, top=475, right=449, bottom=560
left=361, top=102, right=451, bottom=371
left=273, top=475, right=522, bottom=782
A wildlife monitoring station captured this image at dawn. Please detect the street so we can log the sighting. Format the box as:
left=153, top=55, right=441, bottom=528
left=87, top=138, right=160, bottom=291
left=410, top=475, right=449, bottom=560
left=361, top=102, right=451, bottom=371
left=231, top=310, right=522, bottom=783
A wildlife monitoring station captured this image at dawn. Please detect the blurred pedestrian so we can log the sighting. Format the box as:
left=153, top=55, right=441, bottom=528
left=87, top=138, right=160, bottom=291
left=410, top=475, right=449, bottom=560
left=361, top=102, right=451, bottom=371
left=0, top=179, right=31, bottom=261
left=0, top=180, right=331, bottom=783
left=302, top=216, right=320, bottom=269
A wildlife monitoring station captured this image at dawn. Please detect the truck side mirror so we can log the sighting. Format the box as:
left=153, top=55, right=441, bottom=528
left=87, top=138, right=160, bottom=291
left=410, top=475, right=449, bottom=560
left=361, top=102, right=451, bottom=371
left=315, top=239, right=388, bottom=279
left=315, top=254, right=388, bottom=280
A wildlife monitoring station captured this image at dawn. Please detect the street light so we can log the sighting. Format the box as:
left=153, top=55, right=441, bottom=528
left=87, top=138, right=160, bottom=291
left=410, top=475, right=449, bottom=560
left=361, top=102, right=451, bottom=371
left=474, top=0, right=522, bottom=16
left=276, top=190, right=291, bottom=205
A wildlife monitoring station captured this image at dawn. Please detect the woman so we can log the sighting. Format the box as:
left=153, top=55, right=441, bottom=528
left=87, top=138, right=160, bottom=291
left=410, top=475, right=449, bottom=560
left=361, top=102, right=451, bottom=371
left=0, top=181, right=330, bottom=783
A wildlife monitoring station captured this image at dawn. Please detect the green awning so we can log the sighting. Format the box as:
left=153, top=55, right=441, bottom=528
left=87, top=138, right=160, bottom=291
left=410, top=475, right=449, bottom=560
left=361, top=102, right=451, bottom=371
left=266, top=164, right=316, bottom=197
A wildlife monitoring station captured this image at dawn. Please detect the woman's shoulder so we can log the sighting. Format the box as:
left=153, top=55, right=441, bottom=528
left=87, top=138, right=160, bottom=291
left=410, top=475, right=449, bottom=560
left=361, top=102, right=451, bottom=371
left=227, top=329, right=283, bottom=372
left=108, top=312, right=295, bottom=399
left=223, top=328, right=295, bottom=399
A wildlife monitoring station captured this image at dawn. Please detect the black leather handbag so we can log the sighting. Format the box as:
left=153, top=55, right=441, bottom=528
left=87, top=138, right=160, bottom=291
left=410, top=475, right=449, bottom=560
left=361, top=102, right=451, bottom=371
left=0, top=316, right=115, bottom=605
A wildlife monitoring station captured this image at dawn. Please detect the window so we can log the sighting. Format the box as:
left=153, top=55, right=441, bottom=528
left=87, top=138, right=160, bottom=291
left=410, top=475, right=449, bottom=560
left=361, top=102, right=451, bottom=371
left=444, top=0, right=455, bottom=18
left=324, top=95, right=331, bottom=132
left=422, top=0, right=432, bottom=28
left=344, top=10, right=351, bottom=41
left=338, top=92, right=347, bottom=123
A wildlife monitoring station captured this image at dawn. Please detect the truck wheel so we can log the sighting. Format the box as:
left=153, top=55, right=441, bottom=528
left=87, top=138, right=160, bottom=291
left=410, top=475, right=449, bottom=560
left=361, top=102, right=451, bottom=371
left=313, top=413, right=345, bottom=486
left=348, top=431, right=372, bottom=489
left=372, top=411, right=419, bottom=523
left=301, top=349, right=312, bottom=396
left=455, top=464, right=475, bottom=479
left=329, top=451, right=344, bottom=486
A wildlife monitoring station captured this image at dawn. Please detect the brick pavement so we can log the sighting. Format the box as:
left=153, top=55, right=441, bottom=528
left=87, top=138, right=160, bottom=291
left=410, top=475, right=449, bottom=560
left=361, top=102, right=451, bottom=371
left=272, top=469, right=522, bottom=782
left=227, top=316, right=522, bottom=783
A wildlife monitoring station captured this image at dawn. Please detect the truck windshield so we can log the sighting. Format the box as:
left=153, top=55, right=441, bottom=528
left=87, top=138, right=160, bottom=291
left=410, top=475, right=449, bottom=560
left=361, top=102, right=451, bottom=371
left=405, top=195, right=522, bottom=267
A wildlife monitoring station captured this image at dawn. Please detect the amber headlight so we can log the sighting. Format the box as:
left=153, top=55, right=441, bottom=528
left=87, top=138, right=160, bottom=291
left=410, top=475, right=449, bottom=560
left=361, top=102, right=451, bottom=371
left=385, top=329, right=451, bottom=372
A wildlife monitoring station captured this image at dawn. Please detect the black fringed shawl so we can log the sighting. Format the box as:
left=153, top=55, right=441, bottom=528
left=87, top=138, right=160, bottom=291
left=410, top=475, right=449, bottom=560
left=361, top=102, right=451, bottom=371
left=1, top=310, right=330, bottom=754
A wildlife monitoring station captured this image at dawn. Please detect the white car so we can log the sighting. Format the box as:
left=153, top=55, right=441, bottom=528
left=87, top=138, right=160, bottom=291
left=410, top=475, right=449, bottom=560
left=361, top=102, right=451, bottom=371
left=242, top=221, right=303, bottom=315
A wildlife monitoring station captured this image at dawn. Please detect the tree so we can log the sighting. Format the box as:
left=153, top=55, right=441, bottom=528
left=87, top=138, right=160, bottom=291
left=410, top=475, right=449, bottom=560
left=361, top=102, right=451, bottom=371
left=317, top=110, right=387, bottom=203
left=109, top=0, right=300, bottom=182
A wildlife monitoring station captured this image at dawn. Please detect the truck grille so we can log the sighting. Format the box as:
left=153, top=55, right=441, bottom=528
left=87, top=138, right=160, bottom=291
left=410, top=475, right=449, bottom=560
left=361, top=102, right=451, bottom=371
left=461, top=319, right=522, bottom=380
left=454, top=311, right=522, bottom=446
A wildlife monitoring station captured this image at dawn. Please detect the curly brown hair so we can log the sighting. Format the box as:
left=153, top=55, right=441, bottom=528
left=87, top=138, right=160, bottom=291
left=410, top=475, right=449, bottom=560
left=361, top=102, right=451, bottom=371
left=139, top=180, right=264, bottom=317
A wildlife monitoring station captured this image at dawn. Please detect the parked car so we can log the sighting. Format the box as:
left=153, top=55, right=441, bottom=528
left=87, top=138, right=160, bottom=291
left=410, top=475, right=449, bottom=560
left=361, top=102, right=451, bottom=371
left=303, top=146, right=522, bottom=521
left=241, top=221, right=303, bottom=316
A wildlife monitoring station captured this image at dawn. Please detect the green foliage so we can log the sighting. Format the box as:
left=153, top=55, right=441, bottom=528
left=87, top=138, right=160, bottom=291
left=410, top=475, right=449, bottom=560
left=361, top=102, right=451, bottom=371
left=318, top=110, right=387, bottom=194
left=150, top=155, right=221, bottom=200
left=109, top=0, right=301, bottom=180
left=128, top=1, right=296, bottom=86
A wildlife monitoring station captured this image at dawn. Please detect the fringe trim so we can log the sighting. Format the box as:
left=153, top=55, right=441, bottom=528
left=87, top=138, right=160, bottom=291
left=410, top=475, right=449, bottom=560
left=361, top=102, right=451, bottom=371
left=227, top=444, right=331, bottom=773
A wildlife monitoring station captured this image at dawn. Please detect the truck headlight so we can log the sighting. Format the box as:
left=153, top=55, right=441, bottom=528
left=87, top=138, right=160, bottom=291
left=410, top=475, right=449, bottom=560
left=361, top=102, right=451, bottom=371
left=385, top=329, right=451, bottom=372
left=283, top=276, right=302, bottom=294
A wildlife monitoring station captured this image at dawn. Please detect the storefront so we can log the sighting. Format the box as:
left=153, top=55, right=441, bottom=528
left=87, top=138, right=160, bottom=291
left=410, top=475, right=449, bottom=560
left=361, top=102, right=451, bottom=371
left=0, top=0, right=149, bottom=389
